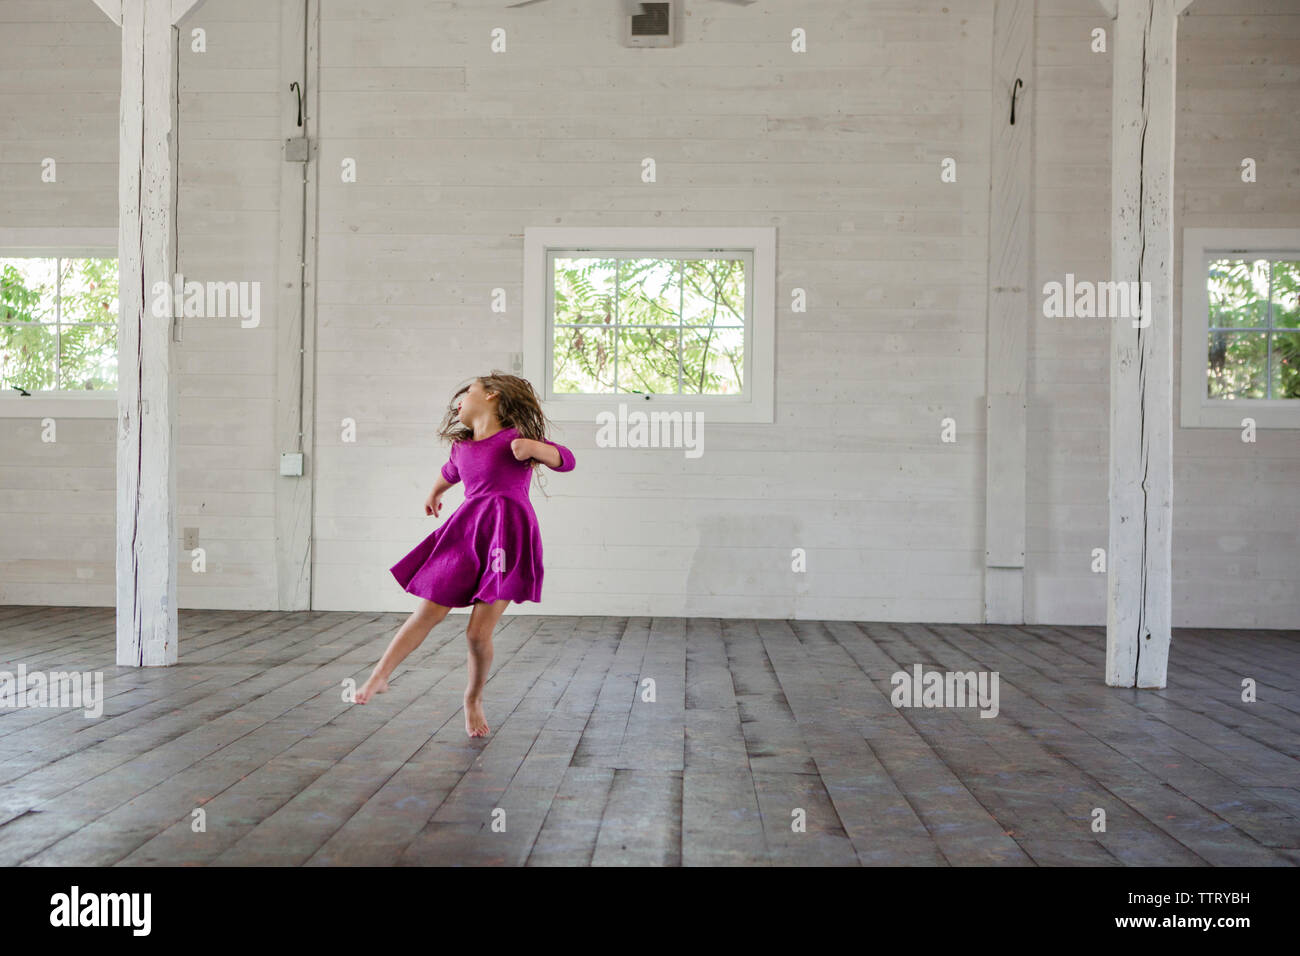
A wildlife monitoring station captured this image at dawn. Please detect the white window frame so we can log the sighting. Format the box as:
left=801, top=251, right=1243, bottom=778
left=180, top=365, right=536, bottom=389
left=523, top=226, right=775, bottom=424
left=1181, top=227, right=1300, bottom=429
left=0, top=227, right=118, bottom=419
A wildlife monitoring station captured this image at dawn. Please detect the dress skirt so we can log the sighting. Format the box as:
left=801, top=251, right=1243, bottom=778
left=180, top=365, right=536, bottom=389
left=390, top=493, right=544, bottom=607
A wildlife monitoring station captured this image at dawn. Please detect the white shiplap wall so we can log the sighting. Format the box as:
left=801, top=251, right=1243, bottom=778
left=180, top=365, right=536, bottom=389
left=1030, top=0, right=1300, bottom=629
left=311, top=0, right=998, bottom=619
left=1170, top=1, right=1300, bottom=628
left=0, top=2, right=120, bottom=606
left=1, top=0, right=1294, bottom=628
left=172, top=0, right=282, bottom=609
left=0, top=0, right=282, bottom=608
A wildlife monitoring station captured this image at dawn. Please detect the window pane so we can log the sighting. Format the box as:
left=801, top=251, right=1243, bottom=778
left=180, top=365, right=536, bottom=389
left=1, top=259, right=59, bottom=391
left=1272, top=259, right=1299, bottom=330
left=2, top=257, right=117, bottom=392
left=1208, top=258, right=1268, bottom=329
left=58, top=322, right=117, bottom=390
left=553, top=256, right=615, bottom=327
left=0, top=323, right=58, bottom=391
left=550, top=250, right=750, bottom=397
left=553, top=325, right=614, bottom=394
left=617, top=326, right=680, bottom=393
left=58, top=257, right=118, bottom=325
left=1207, top=329, right=1268, bottom=399
left=1271, top=331, right=1300, bottom=399
left=682, top=258, right=745, bottom=327
left=617, top=257, right=681, bottom=326
left=1, top=257, right=57, bottom=324
left=682, top=326, right=744, bottom=395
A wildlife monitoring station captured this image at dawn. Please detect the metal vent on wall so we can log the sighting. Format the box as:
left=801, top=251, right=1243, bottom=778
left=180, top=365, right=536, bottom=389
left=631, top=2, right=670, bottom=34
left=504, top=0, right=763, bottom=49
left=625, top=1, right=673, bottom=47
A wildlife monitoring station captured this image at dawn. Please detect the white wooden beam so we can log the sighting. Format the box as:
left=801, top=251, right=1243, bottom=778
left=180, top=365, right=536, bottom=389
left=116, top=0, right=181, bottom=666
left=275, top=0, right=319, bottom=610
left=1101, top=0, right=1196, bottom=18
left=90, top=0, right=122, bottom=25
left=171, top=0, right=208, bottom=23
left=1105, top=0, right=1178, bottom=689
left=984, top=0, right=1033, bottom=624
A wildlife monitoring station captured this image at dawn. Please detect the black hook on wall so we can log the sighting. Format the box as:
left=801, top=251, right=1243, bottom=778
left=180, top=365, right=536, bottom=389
left=1010, top=77, right=1024, bottom=125
left=289, top=81, right=303, bottom=128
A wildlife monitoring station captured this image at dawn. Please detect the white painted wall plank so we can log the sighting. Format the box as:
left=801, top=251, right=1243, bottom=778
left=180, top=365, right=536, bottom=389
left=1, top=0, right=1295, bottom=630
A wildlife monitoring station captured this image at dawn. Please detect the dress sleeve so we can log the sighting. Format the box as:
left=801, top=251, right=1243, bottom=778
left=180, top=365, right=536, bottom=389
left=440, top=442, right=461, bottom=485
left=540, top=438, right=576, bottom=472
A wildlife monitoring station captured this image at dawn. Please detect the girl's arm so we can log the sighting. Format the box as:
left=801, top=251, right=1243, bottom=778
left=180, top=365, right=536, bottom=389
left=424, top=444, right=459, bottom=516
left=425, top=472, right=455, bottom=516
left=513, top=437, right=576, bottom=472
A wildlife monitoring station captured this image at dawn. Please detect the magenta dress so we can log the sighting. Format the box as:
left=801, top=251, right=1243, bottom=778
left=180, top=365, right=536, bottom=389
left=390, top=426, right=576, bottom=607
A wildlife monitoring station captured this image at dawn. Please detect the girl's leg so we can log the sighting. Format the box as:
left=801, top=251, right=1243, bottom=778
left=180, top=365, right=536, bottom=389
left=463, top=598, right=510, bottom=737
left=356, top=599, right=451, bottom=703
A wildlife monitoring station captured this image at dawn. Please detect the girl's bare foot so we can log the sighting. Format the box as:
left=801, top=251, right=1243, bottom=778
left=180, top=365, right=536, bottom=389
left=464, top=695, right=490, bottom=737
left=355, top=674, right=389, bottom=704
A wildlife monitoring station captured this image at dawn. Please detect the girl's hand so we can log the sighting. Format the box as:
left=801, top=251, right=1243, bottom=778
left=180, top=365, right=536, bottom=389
left=424, top=487, right=445, bottom=517
left=510, top=438, right=535, bottom=462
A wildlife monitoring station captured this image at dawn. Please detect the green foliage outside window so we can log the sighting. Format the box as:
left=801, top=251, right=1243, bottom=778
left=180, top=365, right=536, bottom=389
left=552, top=255, right=745, bottom=396
left=0, top=257, right=118, bottom=392
left=1207, top=258, right=1299, bottom=400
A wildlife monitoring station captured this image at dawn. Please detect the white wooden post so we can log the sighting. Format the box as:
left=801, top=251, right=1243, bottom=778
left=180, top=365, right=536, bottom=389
left=1101, top=0, right=1193, bottom=687
left=275, top=0, right=319, bottom=610
left=984, top=0, right=1033, bottom=624
left=97, top=0, right=207, bottom=666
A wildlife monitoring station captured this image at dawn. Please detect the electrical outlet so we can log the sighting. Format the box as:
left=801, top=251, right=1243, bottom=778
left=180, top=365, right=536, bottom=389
left=183, top=527, right=199, bottom=550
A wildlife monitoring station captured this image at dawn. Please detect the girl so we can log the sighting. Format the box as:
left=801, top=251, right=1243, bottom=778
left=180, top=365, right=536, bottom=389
left=355, top=372, right=576, bottom=738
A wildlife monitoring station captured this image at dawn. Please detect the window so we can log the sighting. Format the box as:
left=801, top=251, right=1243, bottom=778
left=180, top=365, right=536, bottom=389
left=524, top=227, right=775, bottom=423
left=1181, top=228, right=1300, bottom=429
left=552, top=254, right=747, bottom=397
left=1, top=256, right=118, bottom=392
left=0, top=229, right=118, bottom=418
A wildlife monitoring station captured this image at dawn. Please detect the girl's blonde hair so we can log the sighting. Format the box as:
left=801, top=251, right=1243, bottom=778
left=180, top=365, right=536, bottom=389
left=437, top=371, right=561, bottom=492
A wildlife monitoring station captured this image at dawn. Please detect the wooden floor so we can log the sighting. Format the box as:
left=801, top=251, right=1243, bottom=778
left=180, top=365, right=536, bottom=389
left=0, top=606, right=1297, bottom=866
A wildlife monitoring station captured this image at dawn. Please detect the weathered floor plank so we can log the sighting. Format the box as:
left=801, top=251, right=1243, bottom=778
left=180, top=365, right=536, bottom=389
left=0, top=607, right=1295, bottom=866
